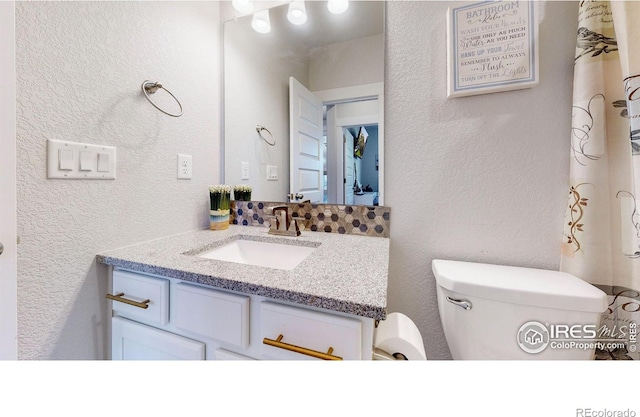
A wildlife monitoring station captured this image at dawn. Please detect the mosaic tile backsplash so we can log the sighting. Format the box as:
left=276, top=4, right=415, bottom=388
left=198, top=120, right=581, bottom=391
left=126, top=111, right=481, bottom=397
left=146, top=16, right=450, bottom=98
left=231, top=201, right=391, bottom=238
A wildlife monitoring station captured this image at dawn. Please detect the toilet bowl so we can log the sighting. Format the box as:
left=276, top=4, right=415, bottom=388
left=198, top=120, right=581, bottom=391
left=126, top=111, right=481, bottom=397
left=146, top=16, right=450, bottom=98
left=432, top=259, right=609, bottom=360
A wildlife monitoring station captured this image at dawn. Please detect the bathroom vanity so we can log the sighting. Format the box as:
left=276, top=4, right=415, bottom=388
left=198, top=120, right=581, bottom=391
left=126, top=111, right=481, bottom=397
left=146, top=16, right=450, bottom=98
left=96, top=225, right=389, bottom=360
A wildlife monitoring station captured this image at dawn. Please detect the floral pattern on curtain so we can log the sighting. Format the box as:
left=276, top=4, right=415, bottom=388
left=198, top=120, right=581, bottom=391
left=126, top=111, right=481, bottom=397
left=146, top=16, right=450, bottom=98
left=560, top=0, right=639, bottom=360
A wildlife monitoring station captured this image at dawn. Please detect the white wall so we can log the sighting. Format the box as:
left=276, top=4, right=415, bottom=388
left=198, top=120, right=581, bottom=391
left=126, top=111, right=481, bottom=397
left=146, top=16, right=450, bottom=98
left=309, top=34, right=384, bottom=91
left=385, top=1, right=578, bottom=359
left=0, top=1, right=17, bottom=360
left=15, top=1, right=221, bottom=359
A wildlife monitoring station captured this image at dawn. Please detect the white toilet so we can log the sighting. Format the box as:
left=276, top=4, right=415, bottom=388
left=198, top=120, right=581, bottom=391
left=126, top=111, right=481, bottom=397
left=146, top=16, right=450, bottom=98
left=432, top=259, right=609, bottom=360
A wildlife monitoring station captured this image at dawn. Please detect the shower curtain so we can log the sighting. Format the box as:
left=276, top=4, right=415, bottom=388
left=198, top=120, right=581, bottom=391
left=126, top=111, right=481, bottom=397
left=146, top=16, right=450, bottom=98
left=561, top=1, right=640, bottom=360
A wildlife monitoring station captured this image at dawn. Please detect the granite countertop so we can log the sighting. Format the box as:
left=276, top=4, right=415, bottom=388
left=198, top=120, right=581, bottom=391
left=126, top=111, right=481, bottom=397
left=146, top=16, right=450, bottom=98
left=96, top=225, right=389, bottom=320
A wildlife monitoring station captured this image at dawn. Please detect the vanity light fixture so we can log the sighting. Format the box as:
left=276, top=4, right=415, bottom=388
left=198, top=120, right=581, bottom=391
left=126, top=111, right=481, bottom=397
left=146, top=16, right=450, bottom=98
left=251, top=9, right=271, bottom=34
left=232, top=0, right=254, bottom=14
left=287, top=1, right=307, bottom=26
left=327, top=0, right=349, bottom=15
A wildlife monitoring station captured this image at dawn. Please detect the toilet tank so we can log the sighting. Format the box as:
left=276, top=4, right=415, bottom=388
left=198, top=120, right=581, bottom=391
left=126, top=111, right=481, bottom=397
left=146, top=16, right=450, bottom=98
left=432, top=260, right=608, bottom=360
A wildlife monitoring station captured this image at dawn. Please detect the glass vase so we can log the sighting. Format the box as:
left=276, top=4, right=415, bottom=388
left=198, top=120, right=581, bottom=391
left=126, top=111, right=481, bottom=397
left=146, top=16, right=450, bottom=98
left=210, top=191, right=231, bottom=230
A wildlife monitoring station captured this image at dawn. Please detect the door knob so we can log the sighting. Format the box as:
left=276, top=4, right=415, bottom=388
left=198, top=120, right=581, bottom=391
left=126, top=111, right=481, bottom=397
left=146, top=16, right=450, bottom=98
left=0, top=242, right=4, bottom=255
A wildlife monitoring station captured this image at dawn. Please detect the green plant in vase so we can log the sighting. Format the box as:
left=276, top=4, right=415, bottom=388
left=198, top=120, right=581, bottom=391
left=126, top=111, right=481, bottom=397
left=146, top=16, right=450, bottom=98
left=234, top=184, right=252, bottom=201
left=209, top=184, right=231, bottom=230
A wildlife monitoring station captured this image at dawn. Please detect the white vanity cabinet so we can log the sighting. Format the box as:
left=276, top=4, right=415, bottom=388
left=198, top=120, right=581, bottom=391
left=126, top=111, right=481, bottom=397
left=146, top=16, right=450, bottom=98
left=108, top=268, right=375, bottom=360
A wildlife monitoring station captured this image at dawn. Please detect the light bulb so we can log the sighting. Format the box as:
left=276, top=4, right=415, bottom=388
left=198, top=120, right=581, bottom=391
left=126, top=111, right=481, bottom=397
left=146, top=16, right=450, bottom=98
left=327, top=0, right=349, bottom=14
left=251, top=10, right=271, bottom=34
left=287, top=1, right=307, bottom=25
left=232, top=0, right=254, bottom=14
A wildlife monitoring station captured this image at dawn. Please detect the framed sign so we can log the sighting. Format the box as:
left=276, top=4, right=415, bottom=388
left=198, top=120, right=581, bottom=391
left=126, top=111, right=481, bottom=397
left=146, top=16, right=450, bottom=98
left=447, top=1, right=538, bottom=98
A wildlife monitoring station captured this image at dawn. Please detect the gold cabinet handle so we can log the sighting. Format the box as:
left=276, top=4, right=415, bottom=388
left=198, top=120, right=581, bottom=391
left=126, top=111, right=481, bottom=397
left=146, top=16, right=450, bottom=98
left=105, top=292, right=150, bottom=309
left=263, top=334, right=343, bottom=360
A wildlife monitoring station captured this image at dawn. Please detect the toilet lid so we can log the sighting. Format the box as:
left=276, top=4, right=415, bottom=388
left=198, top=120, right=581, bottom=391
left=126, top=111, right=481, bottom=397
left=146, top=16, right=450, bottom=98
left=432, top=259, right=608, bottom=313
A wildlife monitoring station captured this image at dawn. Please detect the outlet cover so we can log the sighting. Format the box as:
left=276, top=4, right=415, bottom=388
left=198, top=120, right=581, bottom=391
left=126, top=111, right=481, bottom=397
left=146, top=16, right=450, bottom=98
left=177, top=154, right=192, bottom=179
left=241, top=162, right=249, bottom=180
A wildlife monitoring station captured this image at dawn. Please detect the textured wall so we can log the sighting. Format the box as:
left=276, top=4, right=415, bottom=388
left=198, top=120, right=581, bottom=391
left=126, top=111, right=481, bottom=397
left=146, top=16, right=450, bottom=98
left=385, top=1, right=578, bottom=359
left=309, top=34, right=384, bottom=91
left=15, top=1, right=221, bottom=359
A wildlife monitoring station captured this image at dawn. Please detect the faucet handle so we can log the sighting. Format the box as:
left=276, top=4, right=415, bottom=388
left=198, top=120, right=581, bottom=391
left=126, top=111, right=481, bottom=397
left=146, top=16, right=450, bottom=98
left=271, top=206, right=289, bottom=229
left=266, top=207, right=302, bottom=236
left=288, top=218, right=302, bottom=236
left=268, top=216, right=279, bottom=231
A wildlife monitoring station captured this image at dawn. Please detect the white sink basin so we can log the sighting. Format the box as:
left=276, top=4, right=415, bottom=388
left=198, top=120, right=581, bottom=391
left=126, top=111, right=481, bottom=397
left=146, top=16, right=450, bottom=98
left=197, top=238, right=317, bottom=270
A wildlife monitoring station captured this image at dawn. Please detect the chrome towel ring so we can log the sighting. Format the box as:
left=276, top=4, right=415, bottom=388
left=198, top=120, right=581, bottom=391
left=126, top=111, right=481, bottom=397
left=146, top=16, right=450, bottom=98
left=256, top=125, right=275, bottom=146
left=141, top=80, right=183, bottom=117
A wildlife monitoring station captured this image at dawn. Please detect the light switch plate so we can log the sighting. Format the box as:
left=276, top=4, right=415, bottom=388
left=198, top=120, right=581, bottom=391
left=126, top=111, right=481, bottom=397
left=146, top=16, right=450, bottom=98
left=177, top=154, right=192, bottom=179
left=266, top=165, right=278, bottom=181
left=47, top=139, right=116, bottom=179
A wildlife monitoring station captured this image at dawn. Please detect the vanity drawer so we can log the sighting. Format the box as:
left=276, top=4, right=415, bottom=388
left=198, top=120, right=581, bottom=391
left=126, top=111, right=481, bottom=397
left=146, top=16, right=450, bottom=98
left=110, top=270, right=169, bottom=327
left=260, top=302, right=362, bottom=360
left=174, top=283, right=250, bottom=349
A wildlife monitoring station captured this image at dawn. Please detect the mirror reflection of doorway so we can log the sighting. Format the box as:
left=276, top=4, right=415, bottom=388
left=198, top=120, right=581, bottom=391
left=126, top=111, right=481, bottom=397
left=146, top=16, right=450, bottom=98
left=290, top=77, right=384, bottom=205
left=324, top=100, right=380, bottom=205
left=338, top=125, right=378, bottom=205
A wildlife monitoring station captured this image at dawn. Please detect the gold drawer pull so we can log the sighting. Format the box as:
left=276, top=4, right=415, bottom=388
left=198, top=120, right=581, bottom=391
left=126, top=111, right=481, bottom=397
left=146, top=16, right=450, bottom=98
left=263, top=334, right=343, bottom=360
left=106, top=292, right=150, bottom=309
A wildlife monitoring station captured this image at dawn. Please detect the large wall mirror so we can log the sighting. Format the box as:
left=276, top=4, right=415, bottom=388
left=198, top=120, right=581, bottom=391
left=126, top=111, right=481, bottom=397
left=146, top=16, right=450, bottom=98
left=223, top=1, right=385, bottom=205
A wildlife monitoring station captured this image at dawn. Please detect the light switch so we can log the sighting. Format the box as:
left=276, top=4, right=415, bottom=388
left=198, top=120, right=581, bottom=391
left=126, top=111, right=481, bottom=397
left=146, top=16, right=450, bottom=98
left=80, top=151, right=93, bottom=171
left=47, top=139, right=116, bottom=180
left=267, top=165, right=278, bottom=181
left=97, top=152, right=110, bottom=172
left=59, top=149, right=74, bottom=171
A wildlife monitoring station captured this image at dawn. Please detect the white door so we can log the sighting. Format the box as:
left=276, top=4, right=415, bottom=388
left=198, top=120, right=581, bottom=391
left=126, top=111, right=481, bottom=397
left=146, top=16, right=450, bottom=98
left=314, top=83, right=384, bottom=205
left=0, top=1, right=17, bottom=360
left=325, top=105, right=340, bottom=203
left=343, top=129, right=355, bottom=205
left=289, top=77, right=324, bottom=203
left=112, top=317, right=206, bottom=360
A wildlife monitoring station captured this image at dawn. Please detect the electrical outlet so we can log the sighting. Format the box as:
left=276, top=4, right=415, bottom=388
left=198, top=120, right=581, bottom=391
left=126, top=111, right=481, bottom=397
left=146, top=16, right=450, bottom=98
left=241, top=162, right=249, bottom=180
left=177, top=154, right=192, bottom=179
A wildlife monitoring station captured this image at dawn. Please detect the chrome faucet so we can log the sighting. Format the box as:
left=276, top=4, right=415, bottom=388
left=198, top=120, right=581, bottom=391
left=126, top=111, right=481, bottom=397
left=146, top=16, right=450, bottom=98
left=267, top=205, right=301, bottom=237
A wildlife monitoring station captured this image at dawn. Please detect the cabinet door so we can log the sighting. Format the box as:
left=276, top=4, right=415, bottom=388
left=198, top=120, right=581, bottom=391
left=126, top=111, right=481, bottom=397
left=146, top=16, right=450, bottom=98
left=112, top=317, right=205, bottom=360
left=174, top=283, right=250, bottom=349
